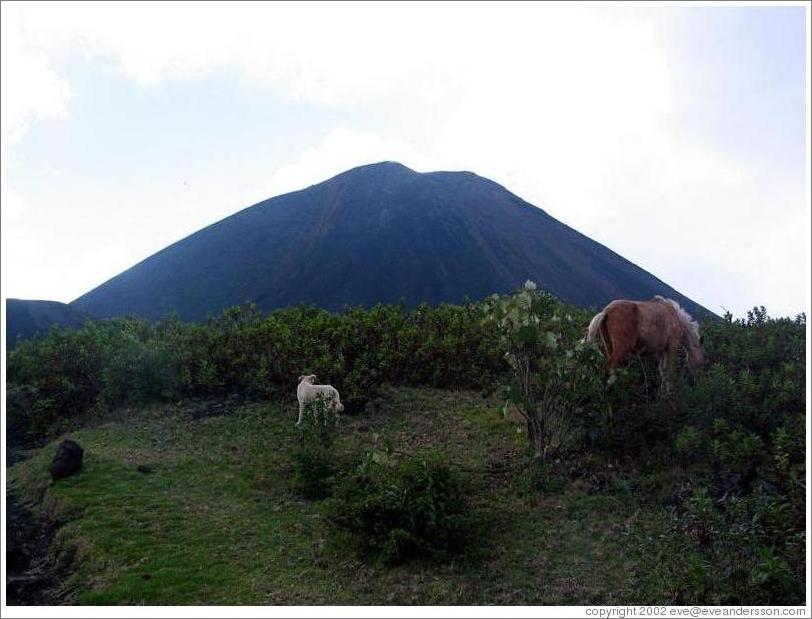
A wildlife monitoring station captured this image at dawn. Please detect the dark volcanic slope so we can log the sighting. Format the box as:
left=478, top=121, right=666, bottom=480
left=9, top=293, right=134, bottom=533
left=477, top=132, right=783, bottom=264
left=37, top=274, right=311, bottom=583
left=72, top=162, right=707, bottom=321
left=6, top=299, right=90, bottom=349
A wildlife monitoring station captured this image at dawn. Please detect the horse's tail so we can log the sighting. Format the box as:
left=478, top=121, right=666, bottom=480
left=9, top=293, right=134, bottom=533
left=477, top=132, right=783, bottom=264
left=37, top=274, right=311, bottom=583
left=586, top=310, right=609, bottom=355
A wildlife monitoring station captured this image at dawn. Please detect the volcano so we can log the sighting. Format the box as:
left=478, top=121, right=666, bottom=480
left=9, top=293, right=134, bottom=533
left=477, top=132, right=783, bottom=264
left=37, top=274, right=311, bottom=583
left=71, top=162, right=707, bottom=321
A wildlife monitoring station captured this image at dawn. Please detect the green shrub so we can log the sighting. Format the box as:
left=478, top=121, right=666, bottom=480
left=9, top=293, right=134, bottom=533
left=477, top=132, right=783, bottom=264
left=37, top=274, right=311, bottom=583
left=516, top=459, right=566, bottom=494
left=751, top=545, right=797, bottom=603
left=708, top=419, right=766, bottom=487
left=328, top=450, right=473, bottom=565
left=674, top=426, right=704, bottom=465
left=290, top=394, right=340, bottom=500
left=6, top=300, right=507, bottom=438
left=483, top=281, right=607, bottom=459
left=8, top=323, right=110, bottom=437
left=661, top=487, right=805, bottom=604
left=290, top=447, right=336, bottom=500
left=100, top=330, right=179, bottom=406
left=769, top=414, right=805, bottom=499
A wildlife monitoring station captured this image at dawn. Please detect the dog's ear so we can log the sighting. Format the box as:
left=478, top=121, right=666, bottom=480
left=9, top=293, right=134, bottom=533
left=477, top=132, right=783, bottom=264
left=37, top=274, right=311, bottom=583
left=298, top=375, right=306, bottom=383
left=310, top=374, right=318, bottom=382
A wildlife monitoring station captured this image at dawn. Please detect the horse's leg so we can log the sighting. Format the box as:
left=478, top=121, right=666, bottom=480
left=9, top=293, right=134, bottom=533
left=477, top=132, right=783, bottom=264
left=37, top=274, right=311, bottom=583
left=657, top=353, right=669, bottom=397
left=658, top=346, right=679, bottom=399
left=604, top=305, right=637, bottom=371
left=607, top=335, right=634, bottom=371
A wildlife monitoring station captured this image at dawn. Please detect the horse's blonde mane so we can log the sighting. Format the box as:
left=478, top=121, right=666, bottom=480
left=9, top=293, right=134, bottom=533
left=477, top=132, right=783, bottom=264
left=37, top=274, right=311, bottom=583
left=654, top=295, right=700, bottom=342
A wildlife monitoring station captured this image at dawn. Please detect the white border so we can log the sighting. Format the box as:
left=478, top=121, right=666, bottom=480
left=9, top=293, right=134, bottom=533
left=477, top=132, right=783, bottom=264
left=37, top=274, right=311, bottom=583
left=2, top=1, right=810, bottom=617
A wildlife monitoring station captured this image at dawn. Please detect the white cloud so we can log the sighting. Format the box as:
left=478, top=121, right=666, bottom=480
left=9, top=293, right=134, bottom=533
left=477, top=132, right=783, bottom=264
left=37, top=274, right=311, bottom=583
left=1, top=3, right=73, bottom=297
left=1, top=2, right=807, bottom=317
left=1, top=189, right=27, bottom=224
left=0, top=4, right=72, bottom=144
left=3, top=230, right=134, bottom=303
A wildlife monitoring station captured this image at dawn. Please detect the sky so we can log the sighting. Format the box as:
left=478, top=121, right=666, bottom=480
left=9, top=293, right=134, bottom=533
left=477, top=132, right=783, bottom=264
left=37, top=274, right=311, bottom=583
left=1, top=2, right=809, bottom=318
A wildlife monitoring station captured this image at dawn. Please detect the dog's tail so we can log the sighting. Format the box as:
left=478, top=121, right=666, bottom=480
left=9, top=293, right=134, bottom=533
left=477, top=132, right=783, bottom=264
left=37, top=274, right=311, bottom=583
left=330, top=388, right=344, bottom=414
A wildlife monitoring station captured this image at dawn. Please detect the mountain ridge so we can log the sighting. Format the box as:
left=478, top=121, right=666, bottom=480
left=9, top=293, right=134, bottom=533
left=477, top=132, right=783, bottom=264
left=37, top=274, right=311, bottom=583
left=5, top=299, right=91, bottom=349
left=71, top=161, right=710, bottom=321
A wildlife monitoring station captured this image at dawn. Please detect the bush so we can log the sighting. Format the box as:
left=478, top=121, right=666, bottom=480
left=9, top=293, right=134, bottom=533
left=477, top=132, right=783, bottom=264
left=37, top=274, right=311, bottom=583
left=769, top=414, right=806, bottom=518
left=290, top=447, right=336, bottom=500
left=516, top=459, right=566, bottom=494
left=667, top=487, right=805, bottom=604
left=100, top=329, right=179, bottom=407
left=674, top=426, right=704, bottom=465
left=290, top=394, right=340, bottom=500
left=328, top=450, right=474, bottom=565
left=484, top=281, right=607, bottom=459
left=6, top=300, right=506, bottom=439
left=8, top=323, right=111, bottom=437
left=708, top=419, right=766, bottom=491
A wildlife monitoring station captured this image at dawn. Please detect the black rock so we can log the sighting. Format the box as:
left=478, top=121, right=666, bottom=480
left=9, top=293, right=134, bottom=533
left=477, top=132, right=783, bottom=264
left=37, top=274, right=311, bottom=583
left=50, top=440, right=84, bottom=481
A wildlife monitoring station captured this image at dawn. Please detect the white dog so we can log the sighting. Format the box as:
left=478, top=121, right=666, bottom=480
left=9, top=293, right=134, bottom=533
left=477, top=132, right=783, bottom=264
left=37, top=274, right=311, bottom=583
left=296, top=374, right=344, bottom=426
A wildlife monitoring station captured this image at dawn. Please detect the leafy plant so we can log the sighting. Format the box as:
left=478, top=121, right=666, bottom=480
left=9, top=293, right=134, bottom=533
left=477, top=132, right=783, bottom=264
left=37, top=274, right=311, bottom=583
left=708, top=419, right=765, bottom=490
left=328, top=449, right=473, bottom=565
left=483, top=281, right=606, bottom=459
left=674, top=426, right=704, bottom=465
left=290, top=394, right=340, bottom=499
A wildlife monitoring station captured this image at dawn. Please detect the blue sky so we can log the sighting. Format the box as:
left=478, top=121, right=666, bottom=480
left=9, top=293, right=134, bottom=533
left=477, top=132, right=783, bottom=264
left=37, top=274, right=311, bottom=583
left=2, top=3, right=808, bottom=318
left=666, top=7, right=805, bottom=176
left=10, top=61, right=347, bottom=238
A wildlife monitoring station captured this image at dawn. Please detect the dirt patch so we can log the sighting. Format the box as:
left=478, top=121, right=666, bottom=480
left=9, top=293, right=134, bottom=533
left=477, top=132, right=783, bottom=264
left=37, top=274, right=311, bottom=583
left=5, top=491, right=72, bottom=605
left=173, top=393, right=255, bottom=420
left=6, top=385, right=75, bottom=605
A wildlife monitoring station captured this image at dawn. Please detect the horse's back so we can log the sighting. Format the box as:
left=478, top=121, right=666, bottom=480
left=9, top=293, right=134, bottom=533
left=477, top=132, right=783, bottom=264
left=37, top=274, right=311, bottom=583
left=633, top=298, right=682, bottom=351
left=603, top=298, right=681, bottom=351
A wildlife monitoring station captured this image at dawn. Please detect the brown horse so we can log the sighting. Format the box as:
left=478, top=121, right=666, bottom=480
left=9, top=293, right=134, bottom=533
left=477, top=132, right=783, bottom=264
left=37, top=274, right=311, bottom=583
left=586, top=296, right=705, bottom=394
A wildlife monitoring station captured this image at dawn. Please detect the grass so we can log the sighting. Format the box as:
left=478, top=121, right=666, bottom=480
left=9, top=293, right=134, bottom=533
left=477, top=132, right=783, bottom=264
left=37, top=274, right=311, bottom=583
left=8, top=386, right=713, bottom=605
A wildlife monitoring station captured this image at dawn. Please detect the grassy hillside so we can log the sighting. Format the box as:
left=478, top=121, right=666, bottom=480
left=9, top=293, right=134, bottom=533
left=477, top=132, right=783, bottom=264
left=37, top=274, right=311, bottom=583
left=6, top=291, right=806, bottom=605
left=5, top=387, right=715, bottom=605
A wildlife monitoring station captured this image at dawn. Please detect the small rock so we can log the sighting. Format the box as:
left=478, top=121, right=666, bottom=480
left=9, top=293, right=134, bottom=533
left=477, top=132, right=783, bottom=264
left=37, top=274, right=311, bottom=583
left=50, top=440, right=84, bottom=481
